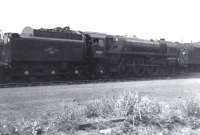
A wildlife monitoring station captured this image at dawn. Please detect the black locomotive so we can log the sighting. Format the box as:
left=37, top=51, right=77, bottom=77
left=0, top=26, right=196, bottom=82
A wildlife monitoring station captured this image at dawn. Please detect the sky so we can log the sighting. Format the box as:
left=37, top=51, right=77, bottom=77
left=0, top=0, right=200, bottom=42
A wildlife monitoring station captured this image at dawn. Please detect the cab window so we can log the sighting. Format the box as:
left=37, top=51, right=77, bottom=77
left=93, top=38, right=104, bottom=47
left=106, top=37, right=118, bottom=49
left=93, top=38, right=98, bottom=46
left=98, top=39, right=104, bottom=47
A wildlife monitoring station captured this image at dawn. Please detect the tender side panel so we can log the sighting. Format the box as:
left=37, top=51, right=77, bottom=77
left=10, top=37, right=85, bottom=62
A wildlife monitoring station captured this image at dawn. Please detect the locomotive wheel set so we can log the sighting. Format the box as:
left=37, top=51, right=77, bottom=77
left=0, top=26, right=198, bottom=83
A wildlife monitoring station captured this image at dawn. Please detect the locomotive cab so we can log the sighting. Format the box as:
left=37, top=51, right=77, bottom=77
left=85, top=32, right=107, bottom=59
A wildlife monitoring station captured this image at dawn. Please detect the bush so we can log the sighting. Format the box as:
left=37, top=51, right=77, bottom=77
left=1, top=90, right=200, bottom=134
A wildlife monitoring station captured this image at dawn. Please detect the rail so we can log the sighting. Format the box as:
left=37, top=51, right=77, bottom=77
left=0, top=73, right=187, bottom=88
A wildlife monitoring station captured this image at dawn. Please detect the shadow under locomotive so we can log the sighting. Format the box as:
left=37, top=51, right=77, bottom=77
left=0, top=26, right=196, bottom=83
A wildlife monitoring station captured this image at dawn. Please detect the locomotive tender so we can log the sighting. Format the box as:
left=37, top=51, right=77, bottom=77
left=0, top=26, right=194, bottom=81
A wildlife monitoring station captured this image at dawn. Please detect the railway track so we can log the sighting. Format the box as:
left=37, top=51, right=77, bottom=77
left=0, top=73, right=188, bottom=88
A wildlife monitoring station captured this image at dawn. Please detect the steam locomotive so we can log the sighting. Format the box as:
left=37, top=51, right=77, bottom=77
left=0, top=26, right=197, bottom=82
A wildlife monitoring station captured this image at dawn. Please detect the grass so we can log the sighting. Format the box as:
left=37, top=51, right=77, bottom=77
left=1, top=91, right=200, bottom=134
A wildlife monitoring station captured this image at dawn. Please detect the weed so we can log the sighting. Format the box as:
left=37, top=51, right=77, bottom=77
left=1, top=90, right=200, bottom=134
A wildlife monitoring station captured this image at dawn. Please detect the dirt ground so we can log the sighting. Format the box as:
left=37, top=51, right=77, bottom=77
left=1, top=73, right=200, bottom=119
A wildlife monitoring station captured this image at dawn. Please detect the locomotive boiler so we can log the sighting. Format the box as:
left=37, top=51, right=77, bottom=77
left=98, top=35, right=182, bottom=77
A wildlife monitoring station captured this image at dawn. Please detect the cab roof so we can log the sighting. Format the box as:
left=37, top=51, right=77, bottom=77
left=83, top=32, right=109, bottom=39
